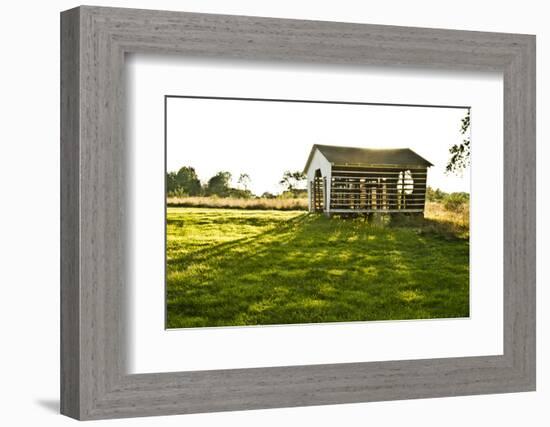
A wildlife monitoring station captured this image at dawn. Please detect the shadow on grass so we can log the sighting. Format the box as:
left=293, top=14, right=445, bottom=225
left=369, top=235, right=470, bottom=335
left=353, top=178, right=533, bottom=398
left=166, top=211, right=469, bottom=328
left=170, top=214, right=309, bottom=264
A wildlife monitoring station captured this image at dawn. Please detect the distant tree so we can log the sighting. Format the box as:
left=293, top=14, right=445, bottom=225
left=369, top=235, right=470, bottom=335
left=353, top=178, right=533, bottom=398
left=174, top=166, right=202, bottom=196
left=166, top=171, right=179, bottom=194
left=426, top=186, right=446, bottom=202
left=291, top=188, right=307, bottom=198
left=425, top=186, right=469, bottom=211
left=228, top=188, right=253, bottom=199
left=206, top=171, right=232, bottom=197
left=237, top=173, right=251, bottom=192
left=446, top=109, right=471, bottom=175
left=279, top=170, right=306, bottom=196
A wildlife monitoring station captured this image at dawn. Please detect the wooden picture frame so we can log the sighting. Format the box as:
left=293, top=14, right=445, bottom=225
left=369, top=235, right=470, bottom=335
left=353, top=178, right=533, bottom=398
left=60, top=5, right=536, bottom=420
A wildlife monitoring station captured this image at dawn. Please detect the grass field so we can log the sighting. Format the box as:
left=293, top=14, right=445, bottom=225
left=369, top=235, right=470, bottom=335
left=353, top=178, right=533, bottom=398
left=166, top=203, right=469, bottom=328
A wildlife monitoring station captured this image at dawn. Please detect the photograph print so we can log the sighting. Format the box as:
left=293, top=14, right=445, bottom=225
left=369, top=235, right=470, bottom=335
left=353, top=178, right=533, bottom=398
left=165, top=96, right=471, bottom=329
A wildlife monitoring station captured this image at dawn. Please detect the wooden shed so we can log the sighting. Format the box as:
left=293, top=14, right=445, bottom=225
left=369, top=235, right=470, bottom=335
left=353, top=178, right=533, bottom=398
left=304, top=144, right=433, bottom=216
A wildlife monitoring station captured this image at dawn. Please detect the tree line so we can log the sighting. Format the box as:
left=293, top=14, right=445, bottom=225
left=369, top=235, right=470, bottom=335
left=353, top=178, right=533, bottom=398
left=426, top=186, right=469, bottom=212
left=167, top=166, right=307, bottom=198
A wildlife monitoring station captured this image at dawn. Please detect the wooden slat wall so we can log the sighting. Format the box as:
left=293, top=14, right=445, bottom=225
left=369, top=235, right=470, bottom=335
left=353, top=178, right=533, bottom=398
left=329, top=166, right=428, bottom=212
left=311, top=177, right=324, bottom=212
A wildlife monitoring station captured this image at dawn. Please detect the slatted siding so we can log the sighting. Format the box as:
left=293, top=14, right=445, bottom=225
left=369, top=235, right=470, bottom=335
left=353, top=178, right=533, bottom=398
left=329, top=166, right=428, bottom=213
left=310, top=176, right=325, bottom=212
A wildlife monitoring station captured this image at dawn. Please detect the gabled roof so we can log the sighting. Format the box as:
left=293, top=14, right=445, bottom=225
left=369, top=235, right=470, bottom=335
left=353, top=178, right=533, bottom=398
left=304, top=144, right=433, bottom=173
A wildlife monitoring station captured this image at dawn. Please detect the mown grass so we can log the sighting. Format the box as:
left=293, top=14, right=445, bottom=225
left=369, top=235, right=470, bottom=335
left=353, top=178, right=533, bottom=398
left=166, top=206, right=469, bottom=328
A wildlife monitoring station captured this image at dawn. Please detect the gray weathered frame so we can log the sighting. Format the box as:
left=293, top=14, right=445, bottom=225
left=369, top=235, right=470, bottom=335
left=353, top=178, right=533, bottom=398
left=60, top=5, right=536, bottom=420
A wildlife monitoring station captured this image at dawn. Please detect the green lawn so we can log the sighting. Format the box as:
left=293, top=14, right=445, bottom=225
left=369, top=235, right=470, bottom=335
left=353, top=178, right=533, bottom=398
left=166, top=207, right=469, bottom=328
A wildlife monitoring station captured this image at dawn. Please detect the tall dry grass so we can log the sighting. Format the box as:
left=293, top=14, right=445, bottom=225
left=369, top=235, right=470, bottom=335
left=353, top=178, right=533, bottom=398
left=167, top=196, right=308, bottom=211
left=166, top=197, right=469, bottom=238
left=423, top=201, right=470, bottom=238
left=425, top=201, right=469, bottom=228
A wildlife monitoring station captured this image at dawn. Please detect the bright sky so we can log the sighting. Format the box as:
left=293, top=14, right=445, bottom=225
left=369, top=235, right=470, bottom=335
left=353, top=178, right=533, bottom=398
left=167, top=98, right=470, bottom=195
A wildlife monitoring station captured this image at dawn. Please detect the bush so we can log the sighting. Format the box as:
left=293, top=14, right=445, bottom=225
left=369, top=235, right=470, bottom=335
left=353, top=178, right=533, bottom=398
left=167, top=187, right=188, bottom=198
left=443, top=193, right=469, bottom=212
left=279, top=189, right=308, bottom=199
left=227, top=188, right=254, bottom=199
left=426, top=186, right=446, bottom=202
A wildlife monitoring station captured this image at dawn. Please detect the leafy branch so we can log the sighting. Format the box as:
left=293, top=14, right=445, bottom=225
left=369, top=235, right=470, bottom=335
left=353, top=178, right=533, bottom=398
left=446, top=109, right=471, bottom=175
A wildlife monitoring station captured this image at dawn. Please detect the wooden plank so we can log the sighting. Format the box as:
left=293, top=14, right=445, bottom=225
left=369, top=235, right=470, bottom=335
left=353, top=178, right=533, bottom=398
left=333, top=164, right=431, bottom=169
left=60, top=7, right=81, bottom=420
left=328, top=209, right=425, bottom=213
left=329, top=192, right=422, bottom=196
left=332, top=170, right=428, bottom=175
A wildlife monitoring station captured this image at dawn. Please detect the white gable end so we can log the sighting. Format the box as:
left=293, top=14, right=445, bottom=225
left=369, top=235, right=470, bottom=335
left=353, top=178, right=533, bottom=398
left=305, top=148, right=331, bottom=183
left=306, top=148, right=332, bottom=212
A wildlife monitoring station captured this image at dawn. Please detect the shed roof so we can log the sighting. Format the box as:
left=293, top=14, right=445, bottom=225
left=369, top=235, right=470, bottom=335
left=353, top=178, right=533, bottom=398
left=304, top=144, right=433, bottom=173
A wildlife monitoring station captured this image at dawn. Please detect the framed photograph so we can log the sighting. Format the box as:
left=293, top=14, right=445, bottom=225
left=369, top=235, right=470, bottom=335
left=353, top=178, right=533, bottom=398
left=61, top=6, right=536, bottom=420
